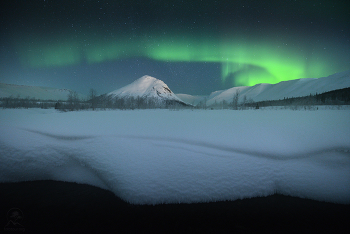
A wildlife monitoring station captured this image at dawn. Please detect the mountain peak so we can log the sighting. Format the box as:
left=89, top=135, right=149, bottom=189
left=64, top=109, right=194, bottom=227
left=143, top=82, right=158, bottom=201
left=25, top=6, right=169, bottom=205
left=139, top=75, right=156, bottom=80
left=108, top=76, right=186, bottom=105
left=129, top=75, right=166, bottom=92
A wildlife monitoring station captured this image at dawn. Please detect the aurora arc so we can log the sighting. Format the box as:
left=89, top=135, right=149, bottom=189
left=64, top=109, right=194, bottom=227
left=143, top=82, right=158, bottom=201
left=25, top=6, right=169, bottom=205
left=16, top=34, right=335, bottom=87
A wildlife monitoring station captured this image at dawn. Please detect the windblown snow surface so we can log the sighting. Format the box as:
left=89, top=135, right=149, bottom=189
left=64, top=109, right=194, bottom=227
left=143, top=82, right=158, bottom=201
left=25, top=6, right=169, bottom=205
left=0, top=109, right=349, bottom=205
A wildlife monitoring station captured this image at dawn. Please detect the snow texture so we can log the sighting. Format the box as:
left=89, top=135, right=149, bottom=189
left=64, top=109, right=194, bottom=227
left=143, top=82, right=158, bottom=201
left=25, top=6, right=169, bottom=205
left=0, top=109, right=350, bottom=205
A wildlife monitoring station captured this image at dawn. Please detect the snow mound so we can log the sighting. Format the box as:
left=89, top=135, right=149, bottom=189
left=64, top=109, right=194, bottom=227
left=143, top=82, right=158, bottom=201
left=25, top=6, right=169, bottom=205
left=0, top=109, right=349, bottom=205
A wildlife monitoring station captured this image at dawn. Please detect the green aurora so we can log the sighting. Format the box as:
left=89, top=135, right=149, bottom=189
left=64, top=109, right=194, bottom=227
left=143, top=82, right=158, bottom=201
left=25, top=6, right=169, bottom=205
left=2, top=0, right=349, bottom=94
left=15, top=32, right=336, bottom=87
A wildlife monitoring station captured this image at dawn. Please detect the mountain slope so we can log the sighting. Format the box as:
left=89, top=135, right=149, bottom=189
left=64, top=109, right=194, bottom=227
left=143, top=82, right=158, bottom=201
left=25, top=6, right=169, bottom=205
left=206, top=70, right=350, bottom=106
left=176, top=94, right=207, bottom=106
left=0, top=83, right=85, bottom=100
left=108, top=75, right=187, bottom=105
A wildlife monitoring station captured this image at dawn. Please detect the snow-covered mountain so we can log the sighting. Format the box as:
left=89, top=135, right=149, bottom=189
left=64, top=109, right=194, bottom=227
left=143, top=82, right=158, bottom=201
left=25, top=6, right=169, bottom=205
left=108, top=75, right=188, bottom=105
left=175, top=94, right=207, bottom=106
left=206, top=70, right=350, bottom=106
left=0, top=83, right=86, bottom=100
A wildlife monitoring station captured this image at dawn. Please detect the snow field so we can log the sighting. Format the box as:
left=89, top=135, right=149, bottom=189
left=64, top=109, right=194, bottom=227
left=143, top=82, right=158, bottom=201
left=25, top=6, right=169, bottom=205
left=0, top=109, right=349, bottom=204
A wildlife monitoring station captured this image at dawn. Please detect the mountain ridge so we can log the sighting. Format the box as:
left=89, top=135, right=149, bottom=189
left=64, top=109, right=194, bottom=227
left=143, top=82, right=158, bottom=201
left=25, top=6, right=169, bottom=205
left=1, top=70, right=349, bottom=106
left=178, top=70, right=350, bottom=106
left=0, top=83, right=86, bottom=100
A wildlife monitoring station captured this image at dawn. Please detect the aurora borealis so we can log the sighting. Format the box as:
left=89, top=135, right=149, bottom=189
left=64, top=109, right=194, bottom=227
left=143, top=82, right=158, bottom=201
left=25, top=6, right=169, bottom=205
left=1, top=0, right=349, bottom=95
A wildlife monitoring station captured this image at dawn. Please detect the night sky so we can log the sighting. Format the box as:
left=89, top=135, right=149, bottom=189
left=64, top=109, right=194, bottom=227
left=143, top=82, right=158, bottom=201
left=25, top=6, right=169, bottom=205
left=1, top=0, right=349, bottom=96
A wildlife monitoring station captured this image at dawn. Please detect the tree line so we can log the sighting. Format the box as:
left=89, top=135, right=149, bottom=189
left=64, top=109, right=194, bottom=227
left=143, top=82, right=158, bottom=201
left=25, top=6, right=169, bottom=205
left=0, top=95, right=57, bottom=109
left=53, top=89, right=190, bottom=111
left=0, top=89, right=188, bottom=111
left=1, top=87, right=349, bottom=110
left=246, top=87, right=350, bottom=108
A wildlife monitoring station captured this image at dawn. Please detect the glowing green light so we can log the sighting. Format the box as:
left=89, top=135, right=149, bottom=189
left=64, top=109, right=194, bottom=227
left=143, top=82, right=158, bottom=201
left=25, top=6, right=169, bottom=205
left=147, top=36, right=311, bottom=86
left=14, top=31, right=344, bottom=87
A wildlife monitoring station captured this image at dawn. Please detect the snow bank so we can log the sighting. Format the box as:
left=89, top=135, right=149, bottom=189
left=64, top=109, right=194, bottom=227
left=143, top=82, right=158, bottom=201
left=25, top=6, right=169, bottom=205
left=0, top=109, right=349, bottom=204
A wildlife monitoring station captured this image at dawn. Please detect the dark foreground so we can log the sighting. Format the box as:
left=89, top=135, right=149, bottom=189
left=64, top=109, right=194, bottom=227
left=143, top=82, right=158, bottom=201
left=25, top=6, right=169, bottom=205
left=0, top=181, right=349, bottom=234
